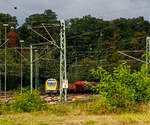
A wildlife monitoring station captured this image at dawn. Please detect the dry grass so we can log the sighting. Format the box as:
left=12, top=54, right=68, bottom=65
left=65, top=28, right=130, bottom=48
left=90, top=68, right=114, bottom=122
left=0, top=109, right=150, bottom=125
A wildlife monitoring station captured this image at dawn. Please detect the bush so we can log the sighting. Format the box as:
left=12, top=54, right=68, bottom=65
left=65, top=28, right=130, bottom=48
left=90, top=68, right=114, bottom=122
left=9, top=90, right=45, bottom=112
left=90, top=62, right=150, bottom=112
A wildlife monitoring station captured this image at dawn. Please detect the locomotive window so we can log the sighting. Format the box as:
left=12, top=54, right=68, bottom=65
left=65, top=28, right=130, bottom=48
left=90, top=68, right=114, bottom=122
left=47, top=81, right=56, bottom=87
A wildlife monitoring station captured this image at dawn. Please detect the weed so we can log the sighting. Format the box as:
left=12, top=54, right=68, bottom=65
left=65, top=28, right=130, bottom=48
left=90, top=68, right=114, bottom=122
left=85, top=120, right=98, bottom=125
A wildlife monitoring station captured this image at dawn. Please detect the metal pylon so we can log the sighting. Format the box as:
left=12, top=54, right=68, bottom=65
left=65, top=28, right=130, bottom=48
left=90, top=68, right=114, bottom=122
left=29, top=20, right=67, bottom=103
left=60, top=19, right=67, bottom=103
left=30, top=44, right=33, bottom=92
left=146, top=37, right=150, bottom=73
left=35, top=50, right=39, bottom=89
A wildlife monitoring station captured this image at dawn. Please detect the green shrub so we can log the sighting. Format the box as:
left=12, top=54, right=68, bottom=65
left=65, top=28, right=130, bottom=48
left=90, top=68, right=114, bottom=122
left=37, top=84, right=45, bottom=93
left=90, top=62, right=150, bottom=112
left=9, top=90, right=45, bottom=112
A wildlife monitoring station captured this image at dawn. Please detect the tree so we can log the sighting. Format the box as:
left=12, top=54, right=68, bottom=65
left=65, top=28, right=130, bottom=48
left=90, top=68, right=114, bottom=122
left=18, top=9, right=58, bottom=46
left=7, top=31, right=19, bottom=47
left=0, top=13, right=18, bottom=43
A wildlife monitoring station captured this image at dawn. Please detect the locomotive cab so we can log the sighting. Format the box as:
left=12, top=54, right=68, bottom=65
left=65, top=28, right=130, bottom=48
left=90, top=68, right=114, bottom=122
left=45, top=78, right=58, bottom=94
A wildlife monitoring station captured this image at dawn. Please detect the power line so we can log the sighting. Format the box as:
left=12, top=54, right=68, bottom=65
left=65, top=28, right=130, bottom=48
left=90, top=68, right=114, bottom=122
left=118, top=51, right=145, bottom=63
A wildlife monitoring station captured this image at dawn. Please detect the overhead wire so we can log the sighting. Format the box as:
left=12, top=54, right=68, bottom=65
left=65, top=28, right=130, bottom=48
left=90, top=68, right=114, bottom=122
left=3, top=1, right=149, bottom=79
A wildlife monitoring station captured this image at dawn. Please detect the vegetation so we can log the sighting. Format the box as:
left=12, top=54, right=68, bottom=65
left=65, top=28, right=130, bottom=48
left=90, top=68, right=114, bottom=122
left=0, top=102, right=150, bottom=125
left=0, top=9, right=150, bottom=125
left=84, top=62, right=150, bottom=113
left=0, top=9, right=149, bottom=87
left=0, top=90, right=45, bottom=113
left=0, top=88, right=149, bottom=125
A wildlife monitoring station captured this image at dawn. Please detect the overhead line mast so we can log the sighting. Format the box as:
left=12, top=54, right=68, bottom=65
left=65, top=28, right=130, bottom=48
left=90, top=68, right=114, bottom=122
left=146, top=37, right=150, bottom=74
left=60, top=20, right=67, bottom=103
left=29, top=20, right=67, bottom=103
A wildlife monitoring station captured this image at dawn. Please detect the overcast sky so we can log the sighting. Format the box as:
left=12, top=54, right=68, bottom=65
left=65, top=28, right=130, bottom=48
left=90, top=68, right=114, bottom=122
left=0, top=0, right=150, bottom=26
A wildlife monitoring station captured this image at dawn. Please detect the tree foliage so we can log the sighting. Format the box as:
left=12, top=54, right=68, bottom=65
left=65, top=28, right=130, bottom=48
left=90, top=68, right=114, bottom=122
left=90, top=62, right=150, bottom=111
left=18, top=9, right=59, bottom=46
left=0, top=9, right=150, bottom=88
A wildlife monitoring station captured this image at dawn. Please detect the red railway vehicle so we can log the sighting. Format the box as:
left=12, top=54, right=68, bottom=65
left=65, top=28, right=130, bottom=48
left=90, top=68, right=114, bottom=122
left=74, top=81, right=98, bottom=93
left=74, top=81, right=85, bottom=93
left=63, top=81, right=98, bottom=93
left=68, top=83, right=76, bottom=93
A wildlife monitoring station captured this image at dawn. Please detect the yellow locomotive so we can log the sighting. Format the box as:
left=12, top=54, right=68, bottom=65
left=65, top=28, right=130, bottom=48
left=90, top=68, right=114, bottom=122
left=45, top=78, right=58, bottom=94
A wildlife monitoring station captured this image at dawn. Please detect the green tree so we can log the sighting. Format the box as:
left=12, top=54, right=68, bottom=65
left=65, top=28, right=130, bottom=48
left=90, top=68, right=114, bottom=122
left=18, top=9, right=58, bottom=46
left=0, top=13, right=18, bottom=43
left=90, top=63, right=150, bottom=112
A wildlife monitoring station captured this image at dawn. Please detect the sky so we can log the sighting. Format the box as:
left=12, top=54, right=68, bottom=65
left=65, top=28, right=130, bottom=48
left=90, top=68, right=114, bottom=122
left=0, top=0, right=150, bottom=26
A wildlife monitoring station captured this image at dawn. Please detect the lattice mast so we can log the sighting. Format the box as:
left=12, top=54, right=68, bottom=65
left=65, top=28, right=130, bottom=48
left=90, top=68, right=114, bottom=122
left=29, top=20, right=67, bottom=103
left=146, top=37, right=150, bottom=73
left=60, top=20, right=67, bottom=103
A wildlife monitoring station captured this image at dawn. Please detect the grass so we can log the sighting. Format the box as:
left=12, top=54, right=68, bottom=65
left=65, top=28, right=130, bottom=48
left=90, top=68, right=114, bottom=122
left=0, top=94, right=150, bottom=125
left=0, top=103, right=150, bottom=125
left=0, top=111, right=150, bottom=125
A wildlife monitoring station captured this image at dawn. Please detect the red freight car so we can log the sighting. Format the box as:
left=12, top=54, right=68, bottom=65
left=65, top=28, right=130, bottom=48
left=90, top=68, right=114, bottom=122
left=68, top=83, right=76, bottom=93
left=68, top=81, right=98, bottom=93
left=74, top=81, right=85, bottom=93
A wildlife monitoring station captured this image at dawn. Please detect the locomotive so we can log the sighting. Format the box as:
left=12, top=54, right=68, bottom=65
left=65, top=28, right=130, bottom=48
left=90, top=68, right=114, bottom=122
left=45, top=78, right=58, bottom=94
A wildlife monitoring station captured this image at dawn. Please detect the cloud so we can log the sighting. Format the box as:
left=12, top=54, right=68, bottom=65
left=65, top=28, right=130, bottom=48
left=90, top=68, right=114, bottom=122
left=0, top=0, right=150, bottom=26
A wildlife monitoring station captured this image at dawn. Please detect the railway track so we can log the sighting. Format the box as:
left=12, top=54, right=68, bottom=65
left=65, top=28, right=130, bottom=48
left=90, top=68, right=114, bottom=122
left=0, top=92, right=94, bottom=104
left=41, top=93, right=93, bottom=104
left=0, top=92, right=14, bottom=103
